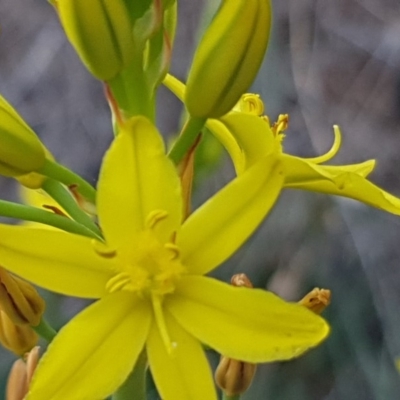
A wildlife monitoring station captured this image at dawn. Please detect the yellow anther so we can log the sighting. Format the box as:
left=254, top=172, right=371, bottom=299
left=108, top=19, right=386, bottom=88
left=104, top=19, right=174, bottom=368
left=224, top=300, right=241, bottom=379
left=272, top=114, right=289, bottom=137
left=92, top=240, right=117, bottom=259
left=164, top=243, right=180, bottom=260
left=146, top=210, right=169, bottom=230
left=105, top=273, right=131, bottom=293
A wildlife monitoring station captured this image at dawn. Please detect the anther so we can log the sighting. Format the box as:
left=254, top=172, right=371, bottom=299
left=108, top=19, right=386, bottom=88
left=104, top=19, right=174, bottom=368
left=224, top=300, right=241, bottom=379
left=146, top=210, right=169, bottom=230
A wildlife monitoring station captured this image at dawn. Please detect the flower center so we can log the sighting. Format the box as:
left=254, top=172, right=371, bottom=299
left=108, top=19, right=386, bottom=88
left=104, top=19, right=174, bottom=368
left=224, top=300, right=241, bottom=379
left=103, top=211, right=186, bottom=298
left=106, top=232, right=185, bottom=296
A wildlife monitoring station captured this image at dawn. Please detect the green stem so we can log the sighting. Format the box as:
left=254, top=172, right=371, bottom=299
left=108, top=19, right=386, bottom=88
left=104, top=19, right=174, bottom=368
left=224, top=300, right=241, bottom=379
left=33, top=318, right=57, bottom=342
left=0, top=199, right=101, bottom=240
left=112, top=350, right=147, bottom=400
left=108, top=51, right=155, bottom=121
left=168, top=116, right=206, bottom=165
left=222, top=394, right=241, bottom=400
left=42, top=179, right=102, bottom=238
left=37, top=159, right=97, bottom=205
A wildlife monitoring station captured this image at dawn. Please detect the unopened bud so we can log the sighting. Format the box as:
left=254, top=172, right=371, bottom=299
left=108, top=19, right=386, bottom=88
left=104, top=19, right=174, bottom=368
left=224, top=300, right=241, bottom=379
left=231, top=273, right=253, bottom=288
left=215, top=273, right=256, bottom=396
left=55, top=0, right=135, bottom=80
left=16, top=147, right=54, bottom=189
left=215, top=356, right=256, bottom=397
left=298, top=288, right=331, bottom=315
left=0, top=267, right=45, bottom=326
left=6, top=346, right=40, bottom=400
left=185, top=0, right=272, bottom=118
left=0, top=96, right=45, bottom=177
left=0, top=310, right=38, bottom=356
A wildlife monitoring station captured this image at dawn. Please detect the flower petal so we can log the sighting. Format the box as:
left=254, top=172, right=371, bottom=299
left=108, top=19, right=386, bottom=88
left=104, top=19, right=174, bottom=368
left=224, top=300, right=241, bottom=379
left=97, top=117, right=182, bottom=251
left=178, top=156, right=284, bottom=275
left=321, top=159, right=375, bottom=178
left=146, top=311, right=217, bottom=400
left=167, top=276, right=329, bottom=363
left=219, top=112, right=277, bottom=170
left=0, top=225, right=114, bottom=298
left=283, top=155, right=400, bottom=214
left=206, top=119, right=245, bottom=175
left=27, top=292, right=151, bottom=400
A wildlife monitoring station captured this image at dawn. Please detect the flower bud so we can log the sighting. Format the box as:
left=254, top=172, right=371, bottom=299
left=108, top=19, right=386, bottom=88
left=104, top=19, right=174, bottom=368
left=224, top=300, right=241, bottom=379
left=231, top=273, right=253, bottom=288
left=55, top=0, right=135, bottom=81
left=214, top=273, right=257, bottom=396
left=0, top=96, right=45, bottom=177
left=215, top=356, right=256, bottom=396
left=185, top=0, right=272, bottom=118
left=0, top=267, right=45, bottom=326
left=298, top=288, right=331, bottom=315
left=0, top=310, right=38, bottom=356
left=16, top=148, right=54, bottom=189
left=6, top=346, right=40, bottom=400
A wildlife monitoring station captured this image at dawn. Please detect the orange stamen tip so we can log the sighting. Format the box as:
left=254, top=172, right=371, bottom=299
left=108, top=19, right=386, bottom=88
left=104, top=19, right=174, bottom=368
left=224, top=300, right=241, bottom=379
left=298, top=288, right=331, bottom=314
left=231, top=273, right=253, bottom=288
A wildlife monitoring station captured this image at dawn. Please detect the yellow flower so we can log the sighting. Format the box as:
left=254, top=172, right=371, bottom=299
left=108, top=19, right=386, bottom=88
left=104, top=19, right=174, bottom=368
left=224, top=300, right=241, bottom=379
left=219, top=110, right=400, bottom=215
left=164, top=75, right=400, bottom=215
left=0, top=117, right=328, bottom=399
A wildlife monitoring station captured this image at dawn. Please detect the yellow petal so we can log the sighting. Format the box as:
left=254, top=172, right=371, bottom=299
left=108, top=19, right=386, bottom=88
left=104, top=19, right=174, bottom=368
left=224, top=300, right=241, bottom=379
left=178, top=156, right=284, bottom=275
left=283, top=155, right=400, bottom=215
left=321, top=159, right=375, bottom=178
left=27, top=292, right=151, bottom=400
left=206, top=118, right=245, bottom=175
left=0, top=225, right=114, bottom=298
left=219, top=112, right=276, bottom=170
left=97, top=117, right=182, bottom=252
left=167, top=276, right=329, bottom=363
left=146, top=312, right=217, bottom=400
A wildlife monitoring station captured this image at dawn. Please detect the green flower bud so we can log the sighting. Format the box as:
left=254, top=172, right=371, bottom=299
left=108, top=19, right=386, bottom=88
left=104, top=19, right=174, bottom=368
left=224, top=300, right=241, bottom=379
left=185, top=0, right=272, bottom=118
left=55, top=0, right=135, bottom=81
left=0, top=96, right=45, bottom=177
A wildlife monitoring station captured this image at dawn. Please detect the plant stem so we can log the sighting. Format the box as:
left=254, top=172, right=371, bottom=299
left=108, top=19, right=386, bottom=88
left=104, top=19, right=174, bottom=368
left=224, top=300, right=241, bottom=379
left=0, top=199, right=101, bottom=240
left=33, top=318, right=57, bottom=342
left=112, top=351, right=147, bottom=400
left=168, top=116, right=206, bottom=165
left=42, top=179, right=102, bottom=238
left=37, top=159, right=97, bottom=205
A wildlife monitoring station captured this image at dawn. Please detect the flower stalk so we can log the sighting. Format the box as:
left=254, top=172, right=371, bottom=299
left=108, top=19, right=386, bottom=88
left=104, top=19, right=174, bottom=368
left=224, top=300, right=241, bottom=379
left=168, top=116, right=206, bottom=165
left=42, top=179, right=102, bottom=238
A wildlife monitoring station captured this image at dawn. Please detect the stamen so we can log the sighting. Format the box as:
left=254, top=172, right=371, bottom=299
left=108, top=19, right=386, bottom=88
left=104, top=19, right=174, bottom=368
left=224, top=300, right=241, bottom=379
left=304, top=125, right=342, bottom=164
left=92, top=240, right=117, bottom=259
left=106, top=273, right=131, bottom=293
left=146, top=210, right=169, bottom=230
left=151, top=294, right=175, bottom=356
left=164, top=243, right=180, bottom=260
left=272, top=114, right=289, bottom=137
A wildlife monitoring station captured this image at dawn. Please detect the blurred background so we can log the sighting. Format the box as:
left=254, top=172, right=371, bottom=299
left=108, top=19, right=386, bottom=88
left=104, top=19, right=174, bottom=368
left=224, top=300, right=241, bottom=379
left=1, top=0, right=400, bottom=398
